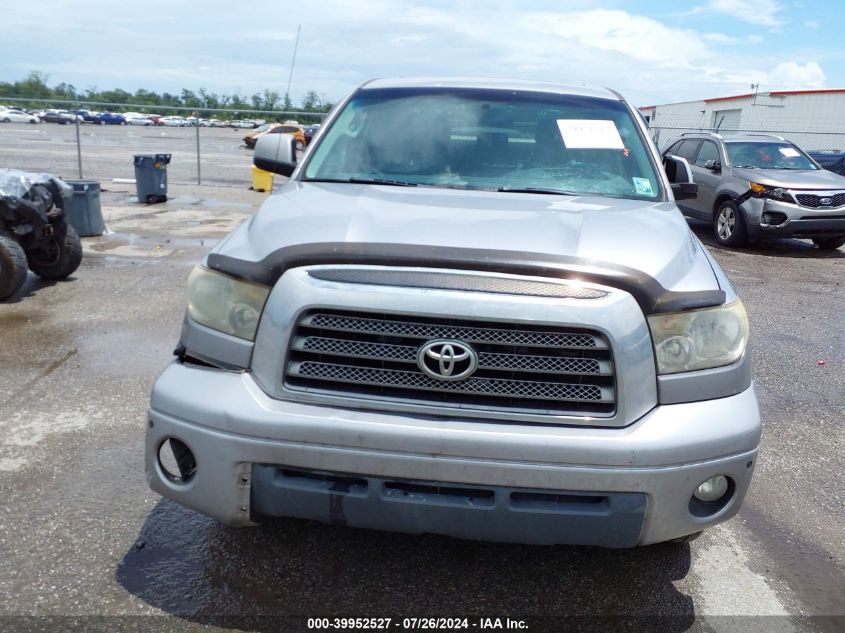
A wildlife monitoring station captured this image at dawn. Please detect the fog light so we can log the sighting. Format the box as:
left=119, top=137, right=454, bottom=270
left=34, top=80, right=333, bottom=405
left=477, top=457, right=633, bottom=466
left=761, top=211, right=787, bottom=226
left=694, top=475, right=728, bottom=502
left=158, top=437, right=197, bottom=483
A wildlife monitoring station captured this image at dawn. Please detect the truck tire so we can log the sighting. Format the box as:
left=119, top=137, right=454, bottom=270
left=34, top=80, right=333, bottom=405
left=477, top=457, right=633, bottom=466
left=26, top=225, right=83, bottom=280
left=812, top=236, right=845, bottom=250
left=713, top=200, right=748, bottom=247
left=0, top=233, right=28, bottom=300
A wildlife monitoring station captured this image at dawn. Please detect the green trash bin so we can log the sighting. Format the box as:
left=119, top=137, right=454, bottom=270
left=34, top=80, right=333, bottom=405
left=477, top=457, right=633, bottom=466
left=64, top=180, right=105, bottom=237
left=133, top=153, right=171, bottom=203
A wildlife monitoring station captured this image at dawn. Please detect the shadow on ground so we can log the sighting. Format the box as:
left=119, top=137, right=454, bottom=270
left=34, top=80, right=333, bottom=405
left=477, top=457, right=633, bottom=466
left=688, top=220, right=845, bottom=259
left=117, top=500, right=695, bottom=631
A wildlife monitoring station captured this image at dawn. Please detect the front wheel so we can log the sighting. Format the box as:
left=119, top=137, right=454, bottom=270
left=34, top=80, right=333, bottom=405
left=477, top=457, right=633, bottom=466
left=812, top=236, right=845, bottom=250
left=0, top=233, right=28, bottom=300
left=714, top=200, right=748, bottom=247
left=26, top=225, right=83, bottom=280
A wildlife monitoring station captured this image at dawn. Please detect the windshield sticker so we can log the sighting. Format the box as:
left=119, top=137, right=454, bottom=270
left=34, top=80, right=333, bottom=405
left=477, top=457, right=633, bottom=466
left=632, top=177, right=654, bottom=196
left=556, top=119, right=625, bottom=149
left=778, top=147, right=800, bottom=157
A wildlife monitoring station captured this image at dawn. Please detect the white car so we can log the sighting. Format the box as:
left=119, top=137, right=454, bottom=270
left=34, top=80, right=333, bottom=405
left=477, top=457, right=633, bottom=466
left=127, top=116, right=154, bottom=126
left=160, top=116, right=188, bottom=127
left=0, top=109, right=39, bottom=124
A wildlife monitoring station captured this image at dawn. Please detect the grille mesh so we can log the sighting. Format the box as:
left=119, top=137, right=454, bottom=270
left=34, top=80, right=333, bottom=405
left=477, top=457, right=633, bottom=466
left=305, top=313, right=600, bottom=349
left=795, top=192, right=845, bottom=208
left=292, top=362, right=607, bottom=403
left=285, top=310, right=615, bottom=417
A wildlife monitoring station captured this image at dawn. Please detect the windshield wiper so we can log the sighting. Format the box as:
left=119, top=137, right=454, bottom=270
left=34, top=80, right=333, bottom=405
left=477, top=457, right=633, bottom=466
left=497, top=187, right=578, bottom=195
left=306, top=177, right=417, bottom=187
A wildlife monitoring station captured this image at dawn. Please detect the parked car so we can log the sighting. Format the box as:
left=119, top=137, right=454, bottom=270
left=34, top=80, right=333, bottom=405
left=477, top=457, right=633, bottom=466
left=76, top=110, right=101, bottom=124
left=160, top=116, right=188, bottom=127
left=147, top=77, right=760, bottom=548
left=98, top=112, right=127, bottom=125
left=807, top=150, right=845, bottom=177
left=302, top=124, right=321, bottom=145
left=40, top=110, right=78, bottom=124
left=146, top=115, right=165, bottom=126
left=243, top=122, right=307, bottom=150
left=662, top=132, right=845, bottom=249
left=0, top=109, right=39, bottom=124
left=127, top=115, right=154, bottom=126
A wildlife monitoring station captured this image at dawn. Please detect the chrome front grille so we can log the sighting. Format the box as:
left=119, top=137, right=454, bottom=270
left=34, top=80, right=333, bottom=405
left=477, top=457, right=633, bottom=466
left=284, top=310, right=616, bottom=417
left=795, top=192, right=845, bottom=208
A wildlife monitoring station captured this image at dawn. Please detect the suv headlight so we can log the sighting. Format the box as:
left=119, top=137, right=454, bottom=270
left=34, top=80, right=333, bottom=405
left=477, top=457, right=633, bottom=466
left=749, top=181, right=792, bottom=202
left=186, top=266, right=270, bottom=341
left=647, top=301, right=749, bottom=374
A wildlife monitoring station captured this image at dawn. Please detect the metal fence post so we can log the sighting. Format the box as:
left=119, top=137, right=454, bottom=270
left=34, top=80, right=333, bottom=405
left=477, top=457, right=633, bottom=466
left=74, top=103, right=83, bottom=178
left=194, top=111, right=202, bottom=185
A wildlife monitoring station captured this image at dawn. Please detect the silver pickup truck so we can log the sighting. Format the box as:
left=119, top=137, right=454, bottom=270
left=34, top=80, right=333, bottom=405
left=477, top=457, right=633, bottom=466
left=146, top=78, right=761, bottom=547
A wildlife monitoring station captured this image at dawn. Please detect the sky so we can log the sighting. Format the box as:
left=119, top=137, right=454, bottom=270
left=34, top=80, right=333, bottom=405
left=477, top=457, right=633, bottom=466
left=2, top=0, right=843, bottom=108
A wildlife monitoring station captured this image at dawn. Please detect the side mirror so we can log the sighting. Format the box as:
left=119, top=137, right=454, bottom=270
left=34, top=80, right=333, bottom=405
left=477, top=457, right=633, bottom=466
left=704, top=159, right=721, bottom=172
left=254, top=133, right=296, bottom=177
left=663, top=154, right=699, bottom=201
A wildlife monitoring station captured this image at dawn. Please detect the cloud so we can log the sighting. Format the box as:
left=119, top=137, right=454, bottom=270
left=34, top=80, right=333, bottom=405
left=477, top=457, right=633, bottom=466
left=766, top=61, right=826, bottom=89
left=0, top=0, right=833, bottom=108
left=693, top=0, right=786, bottom=27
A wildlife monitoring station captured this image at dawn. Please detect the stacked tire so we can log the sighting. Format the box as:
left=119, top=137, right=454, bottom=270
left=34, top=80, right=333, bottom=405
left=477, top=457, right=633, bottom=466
left=0, top=226, right=82, bottom=300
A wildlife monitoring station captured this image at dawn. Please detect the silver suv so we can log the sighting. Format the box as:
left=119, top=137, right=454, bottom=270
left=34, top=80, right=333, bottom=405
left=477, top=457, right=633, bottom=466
left=146, top=78, right=760, bottom=547
left=663, top=132, right=845, bottom=249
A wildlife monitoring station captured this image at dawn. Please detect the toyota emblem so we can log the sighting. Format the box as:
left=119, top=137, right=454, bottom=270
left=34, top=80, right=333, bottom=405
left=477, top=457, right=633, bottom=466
left=417, top=340, right=478, bottom=381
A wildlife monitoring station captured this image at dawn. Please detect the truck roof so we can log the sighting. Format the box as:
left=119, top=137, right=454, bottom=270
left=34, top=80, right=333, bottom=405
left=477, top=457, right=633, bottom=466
left=359, top=77, right=621, bottom=101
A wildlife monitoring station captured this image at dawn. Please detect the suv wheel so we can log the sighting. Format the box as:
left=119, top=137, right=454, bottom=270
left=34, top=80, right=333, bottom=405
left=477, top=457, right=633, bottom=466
left=812, top=236, right=845, bottom=250
left=714, top=200, right=748, bottom=247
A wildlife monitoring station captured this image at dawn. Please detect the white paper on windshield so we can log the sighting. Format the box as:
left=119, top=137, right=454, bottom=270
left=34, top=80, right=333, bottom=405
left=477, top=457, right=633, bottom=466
left=778, top=147, right=800, bottom=157
left=557, top=119, right=624, bottom=149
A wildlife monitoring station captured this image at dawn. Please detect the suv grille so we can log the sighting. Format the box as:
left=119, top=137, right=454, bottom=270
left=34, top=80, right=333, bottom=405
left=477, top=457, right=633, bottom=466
left=795, top=192, right=845, bottom=208
left=285, top=310, right=616, bottom=417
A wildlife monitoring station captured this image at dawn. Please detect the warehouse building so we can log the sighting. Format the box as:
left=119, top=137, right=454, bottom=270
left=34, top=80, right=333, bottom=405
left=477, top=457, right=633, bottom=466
left=639, top=88, right=845, bottom=151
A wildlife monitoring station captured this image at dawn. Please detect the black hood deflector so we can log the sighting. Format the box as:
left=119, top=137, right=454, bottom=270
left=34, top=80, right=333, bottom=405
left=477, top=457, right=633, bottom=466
left=207, top=242, right=725, bottom=315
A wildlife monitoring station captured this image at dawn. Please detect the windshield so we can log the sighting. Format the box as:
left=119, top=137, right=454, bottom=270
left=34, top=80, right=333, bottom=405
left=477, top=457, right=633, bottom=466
left=253, top=124, right=273, bottom=133
left=725, top=142, right=818, bottom=170
left=303, top=87, right=662, bottom=200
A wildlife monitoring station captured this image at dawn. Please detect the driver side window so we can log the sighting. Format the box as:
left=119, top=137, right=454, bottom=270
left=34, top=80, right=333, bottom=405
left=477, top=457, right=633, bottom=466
left=694, top=141, right=719, bottom=167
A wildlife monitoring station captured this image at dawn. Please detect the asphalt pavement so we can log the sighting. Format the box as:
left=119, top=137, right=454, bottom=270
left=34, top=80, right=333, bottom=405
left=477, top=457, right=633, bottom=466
left=0, top=123, right=843, bottom=632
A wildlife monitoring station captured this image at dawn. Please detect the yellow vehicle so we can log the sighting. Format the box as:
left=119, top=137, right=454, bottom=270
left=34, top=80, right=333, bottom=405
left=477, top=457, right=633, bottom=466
left=243, top=123, right=307, bottom=150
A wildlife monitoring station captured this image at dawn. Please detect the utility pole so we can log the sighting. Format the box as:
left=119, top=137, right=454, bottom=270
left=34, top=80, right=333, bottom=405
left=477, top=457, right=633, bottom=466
left=285, top=24, right=301, bottom=111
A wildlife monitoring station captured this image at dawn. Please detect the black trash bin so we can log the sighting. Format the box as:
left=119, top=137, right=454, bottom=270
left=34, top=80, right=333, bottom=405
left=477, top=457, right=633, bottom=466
left=64, top=180, right=105, bottom=236
left=133, top=153, right=171, bottom=203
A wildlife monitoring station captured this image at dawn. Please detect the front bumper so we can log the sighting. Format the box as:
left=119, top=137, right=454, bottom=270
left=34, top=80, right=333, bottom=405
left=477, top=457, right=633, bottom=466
left=742, top=197, right=845, bottom=238
left=146, top=361, right=761, bottom=547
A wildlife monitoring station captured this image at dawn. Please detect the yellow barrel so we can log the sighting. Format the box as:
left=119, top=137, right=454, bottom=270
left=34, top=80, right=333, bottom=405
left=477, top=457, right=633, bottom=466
left=251, top=165, right=274, bottom=192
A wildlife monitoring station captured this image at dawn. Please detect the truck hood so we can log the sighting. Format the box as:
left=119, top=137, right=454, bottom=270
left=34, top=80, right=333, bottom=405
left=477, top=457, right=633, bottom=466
left=731, top=167, right=845, bottom=190
left=213, top=182, right=721, bottom=295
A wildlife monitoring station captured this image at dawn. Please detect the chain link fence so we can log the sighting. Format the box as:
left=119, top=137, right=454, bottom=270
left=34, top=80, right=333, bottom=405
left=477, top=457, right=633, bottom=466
left=0, top=97, right=327, bottom=188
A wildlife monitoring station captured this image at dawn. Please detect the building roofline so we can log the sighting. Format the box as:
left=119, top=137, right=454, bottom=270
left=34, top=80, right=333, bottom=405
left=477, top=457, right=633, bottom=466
left=768, top=88, right=845, bottom=97
left=704, top=93, right=753, bottom=104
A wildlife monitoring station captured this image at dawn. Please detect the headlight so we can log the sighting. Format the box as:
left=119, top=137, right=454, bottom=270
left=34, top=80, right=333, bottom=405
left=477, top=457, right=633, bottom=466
left=647, top=301, right=749, bottom=374
left=186, top=266, right=270, bottom=341
left=749, top=181, right=792, bottom=202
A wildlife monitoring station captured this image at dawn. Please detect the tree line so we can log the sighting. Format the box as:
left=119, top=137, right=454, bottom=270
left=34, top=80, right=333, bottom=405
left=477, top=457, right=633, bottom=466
left=0, top=71, right=333, bottom=120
